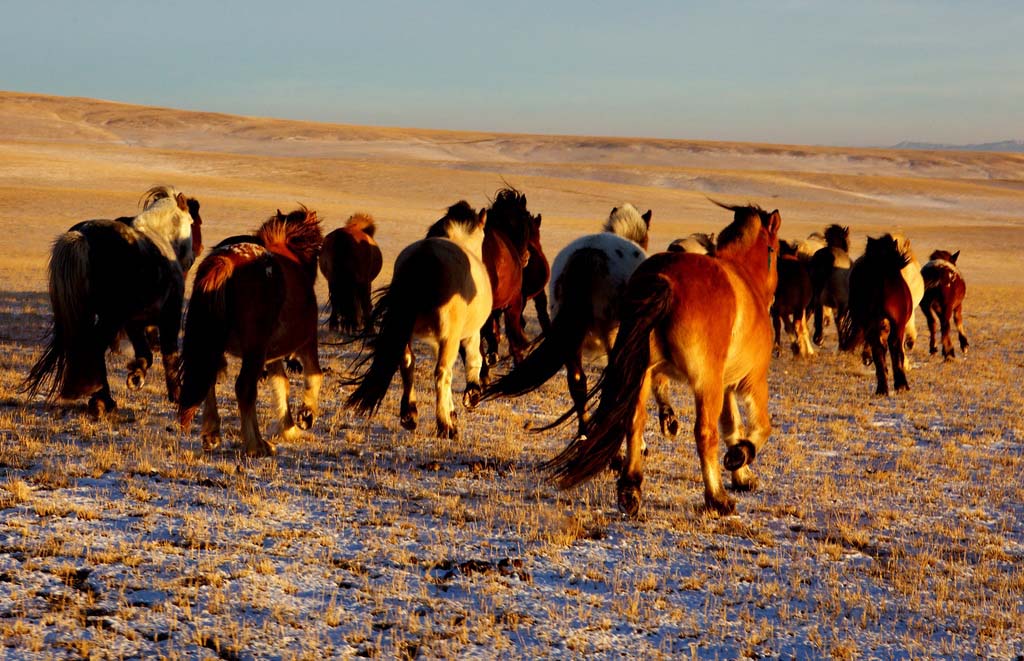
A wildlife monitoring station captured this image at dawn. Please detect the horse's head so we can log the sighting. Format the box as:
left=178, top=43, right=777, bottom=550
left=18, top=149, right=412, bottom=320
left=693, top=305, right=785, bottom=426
left=259, top=206, right=323, bottom=272
left=929, top=249, right=960, bottom=264
left=186, top=198, right=203, bottom=263
left=604, top=204, right=651, bottom=251
left=132, top=186, right=196, bottom=271
left=865, top=234, right=911, bottom=272
left=824, top=224, right=850, bottom=252
left=489, top=187, right=536, bottom=264
left=428, top=201, right=487, bottom=257
left=712, top=200, right=781, bottom=297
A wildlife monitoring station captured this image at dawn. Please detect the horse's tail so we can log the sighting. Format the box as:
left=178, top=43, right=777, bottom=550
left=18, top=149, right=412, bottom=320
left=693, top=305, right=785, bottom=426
left=345, top=250, right=438, bottom=415
left=482, top=248, right=600, bottom=401
left=177, top=254, right=233, bottom=428
left=545, top=268, right=675, bottom=489
left=22, top=231, right=94, bottom=399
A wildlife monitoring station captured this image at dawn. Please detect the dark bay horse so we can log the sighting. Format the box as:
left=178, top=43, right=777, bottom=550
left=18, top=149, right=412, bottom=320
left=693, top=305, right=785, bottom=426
left=483, top=203, right=661, bottom=440
left=479, top=188, right=537, bottom=378
left=920, top=249, right=969, bottom=359
left=809, top=224, right=852, bottom=347
left=346, top=201, right=491, bottom=439
left=772, top=239, right=814, bottom=357
left=840, top=234, right=913, bottom=395
left=520, top=211, right=551, bottom=334
left=545, top=201, right=781, bottom=517
left=178, top=207, right=324, bottom=457
left=319, top=213, right=383, bottom=333
left=23, top=186, right=196, bottom=416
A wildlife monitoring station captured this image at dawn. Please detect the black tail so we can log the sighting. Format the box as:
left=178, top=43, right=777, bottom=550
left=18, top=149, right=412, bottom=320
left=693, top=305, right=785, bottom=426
left=483, top=248, right=602, bottom=402
left=544, top=267, right=676, bottom=489
left=177, top=254, right=234, bottom=428
left=22, top=231, right=94, bottom=399
left=345, top=249, right=442, bottom=415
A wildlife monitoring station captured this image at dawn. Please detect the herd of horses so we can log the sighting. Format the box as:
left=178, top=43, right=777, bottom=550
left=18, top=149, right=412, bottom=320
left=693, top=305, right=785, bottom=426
left=21, top=185, right=970, bottom=515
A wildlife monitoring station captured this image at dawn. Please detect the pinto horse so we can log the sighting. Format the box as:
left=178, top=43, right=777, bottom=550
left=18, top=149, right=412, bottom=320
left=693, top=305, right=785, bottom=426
left=346, top=201, right=491, bottom=439
left=809, top=224, right=852, bottom=347
left=545, top=201, right=781, bottom=517
left=667, top=232, right=716, bottom=255
left=178, top=207, right=324, bottom=457
left=483, top=203, right=662, bottom=439
left=772, top=239, right=814, bottom=357
left=319, top=213, right=384, bottom=333
left=839, top=234, right=912, bottom=396
left=23, top=186, right=196, bottom=416
left=920, top=249, right=969, bottom=359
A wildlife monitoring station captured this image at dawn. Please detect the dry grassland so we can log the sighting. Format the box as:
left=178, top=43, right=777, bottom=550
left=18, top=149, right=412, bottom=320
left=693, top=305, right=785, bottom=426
left=0, top=92, right=1022, bottom=659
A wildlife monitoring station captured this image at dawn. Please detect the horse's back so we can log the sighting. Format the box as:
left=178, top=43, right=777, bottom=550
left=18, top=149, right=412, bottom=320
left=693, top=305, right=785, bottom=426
left=322, top=227, right=383, bottom=284
left=549, top=233, right=646, bottom=317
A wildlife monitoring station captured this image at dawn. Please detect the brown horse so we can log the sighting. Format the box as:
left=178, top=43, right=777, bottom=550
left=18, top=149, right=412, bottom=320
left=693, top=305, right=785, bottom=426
left=520, top=211, right=552, bottom=334
left=545, top=201, right=781, bottom=516
left=178, top=207, right=324, bottom=457
left=345, top=201, right=491, bottom=439
left=840, top=234, right=912, bottom=395
left=920, top=249, right=969, bottom=359
left=319, top=213, right=384, bottom=333
left=772, top=239, right=814, bottom=357
left=809, top=224, right=852, bottom=347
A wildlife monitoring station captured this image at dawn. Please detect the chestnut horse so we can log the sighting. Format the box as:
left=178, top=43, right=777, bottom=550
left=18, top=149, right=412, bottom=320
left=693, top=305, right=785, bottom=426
left=23, top=186, right=196, bottom=416
left=485, top=204, right=681, bottom=441
left=772, top=239, right=814, bottom=357
left=920, top=249, right=969, bottom=359
left=319, top=213, right=383, bottom=333
left=346, top=201, right=491, bottom=439
left=839, top=234, right=912, bottom=395
left=545, top=201, right=781, bottom=517
left=178, top=207, right=324, bottom=457
left=809, top=224, right=852, bottom=347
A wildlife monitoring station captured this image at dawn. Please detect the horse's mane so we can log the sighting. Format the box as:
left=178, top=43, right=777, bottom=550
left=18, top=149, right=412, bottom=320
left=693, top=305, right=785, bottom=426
left=488, top=187, right=532, bottom=250
left=345, top=213, right=376, bottom=237
left=824, top=224, right=850, bottom=252
left=602, top=204, right=649, bottom=245
left=257, top=206, right=323, bottom=266
left=929, top=249, right=959, bottom=263
left=426, top=201, right=482, bottom=240
left=862, top=234, right=912, bottom=272
left=711, top=201, right=773, bottom=255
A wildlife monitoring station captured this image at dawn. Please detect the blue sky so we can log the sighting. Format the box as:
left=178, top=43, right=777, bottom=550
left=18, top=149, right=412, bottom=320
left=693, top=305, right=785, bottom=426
left=2, top=1, right=1021, bottom=146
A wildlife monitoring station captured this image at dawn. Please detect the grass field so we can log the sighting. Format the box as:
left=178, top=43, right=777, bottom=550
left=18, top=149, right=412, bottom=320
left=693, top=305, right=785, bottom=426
left=0, top=91, right=1022, bottom=659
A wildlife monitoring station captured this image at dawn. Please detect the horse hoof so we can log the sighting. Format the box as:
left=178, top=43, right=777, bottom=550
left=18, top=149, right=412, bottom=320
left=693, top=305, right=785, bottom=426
left=436, top=422, right=458, bottom=440
left=126, top=372, right=145, bottom=390
left=929, top=346, right=938, bottom=355
left=485, top=352, right=498, bottom=367
left=296, top=406, right=315, bottom=430
left=202, top=433, right=222, bottom=452
left=400, top=414, right=418, bottom=431
left=660, top=415, right=679, bottom=438
left=87, top=395, right=116, bottom=418
left=616, top=484, right=642, bottom=518
left=705, top=494, right=736, bottom=516
left=463, top=385, right=482, bottom=410
left=285, top=358, right=303, bottom=374
left=723, top=441, right=756, bottom=471
left=246, top=440, right=276, bottom=458
left=166, top=383, right=181, bottom=404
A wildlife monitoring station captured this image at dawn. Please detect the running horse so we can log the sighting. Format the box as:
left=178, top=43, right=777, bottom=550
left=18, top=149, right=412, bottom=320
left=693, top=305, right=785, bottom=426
left=545, top=201, right=781, bottom=517
left=771, top=239, right=815, bottom=357
left=178, top=206, right=324, bottom=457
left=23, top=186, right=196, bottom=416
left=839, top=234, right=913, bottom=395
left=809, top=224, right=852, bottom=347
left=920, top=249, right=969, bottom=359
left=319, top=213, right=384, bottom=333
left=345, top=201, right=492, bottom=439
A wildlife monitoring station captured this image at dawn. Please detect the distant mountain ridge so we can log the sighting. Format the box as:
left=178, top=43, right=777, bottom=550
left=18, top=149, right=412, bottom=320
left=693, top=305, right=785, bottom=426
left=891, top=139, right=1024, bottom=153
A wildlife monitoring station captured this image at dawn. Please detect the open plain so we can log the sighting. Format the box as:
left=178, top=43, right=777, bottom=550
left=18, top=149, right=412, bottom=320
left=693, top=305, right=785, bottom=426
left=0, top=91, right=1022, bottom=659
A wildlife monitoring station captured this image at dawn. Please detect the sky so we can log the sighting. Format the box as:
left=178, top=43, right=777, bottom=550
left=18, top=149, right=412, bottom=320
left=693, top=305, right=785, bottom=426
left=1, top=1, right=1021, bottom=147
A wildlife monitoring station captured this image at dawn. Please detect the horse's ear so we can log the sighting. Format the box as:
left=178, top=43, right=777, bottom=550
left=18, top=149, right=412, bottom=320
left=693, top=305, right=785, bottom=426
left=610, top=206, right=618, bottom=217
left=535, top=214, right=542, bottom=228
left=642, top=209, right=653, bottom=227
left=767, top=210, right=782, bottom=238
left=175, top=192, right=188, bottom=211
left=477, top=209, right=487, bottom=229
left=951, top=250, right=960, bottom=264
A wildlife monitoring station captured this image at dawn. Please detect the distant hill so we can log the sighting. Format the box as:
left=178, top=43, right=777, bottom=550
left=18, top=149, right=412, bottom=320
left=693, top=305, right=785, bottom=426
left=891, top=140, right=1024, bottom=153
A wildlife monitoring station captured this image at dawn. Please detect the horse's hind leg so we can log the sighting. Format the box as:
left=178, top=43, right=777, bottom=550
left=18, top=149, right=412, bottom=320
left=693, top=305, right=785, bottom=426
left=939, top=306, right=955, bottom=360
left=399, top=344, right=418, bottom=430
left=533, top=289, right=552, bottom=334
left=795, top=311, right=814, bottom=356
left=434, top=338, right=460, bottom=439
left=295, top=344, right=323, bottom=431
left=124, top=321, right=153, bottom=391
left=721, top=385, right=759, bottom=492
left=890, top=323, right=910, bottom=392
left=266, top=359, right=299, bottom=442
left=905, top=308, right=918, bottom=352
left=954, top=304, right=968, bottom=353
left=693, top=380, right=733, bottom=515
left=870, top=322, right=890, bottom=396
left=616, top=369, right=653, bottom=518
left=922, top=299, right=939, bottom=355
left=86, top=319, right=119, bottom=417
left=237, top=353, right=274, bottom=457
left=200, top=384, right=222, bottom=451
left=503, top=293, right=530, bottom=365
left=460, top=330, right=484, bottom=410
left=158, top=288, right=185, bottom=403
left=653, top=371, right=678, bottom=438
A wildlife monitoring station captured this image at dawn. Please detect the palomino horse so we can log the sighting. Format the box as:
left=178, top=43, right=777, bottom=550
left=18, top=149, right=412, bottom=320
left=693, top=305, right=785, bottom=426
left=667, top=232, right=716, bottom=255
left=809, top=224, right=852, bottom=347
left=840, top=234, right=912, bottom=396
left=479, top=188, right=536, bottom=378
left=23, top=186, right=196, bottom=416
left=920, top=249, right=969, bottom=359
left=346, top=201, right=491, bottom=439
left=772, top=239, right=814, bottom=357
left=484, top=203, right=667, bottom=440
left=178, top=207, right=324, bottom=457
left=545, top=201, right=781, bottom=517
left=793, top=232, right=826, bottom=262
left=319, top=213, right=383, bottom=333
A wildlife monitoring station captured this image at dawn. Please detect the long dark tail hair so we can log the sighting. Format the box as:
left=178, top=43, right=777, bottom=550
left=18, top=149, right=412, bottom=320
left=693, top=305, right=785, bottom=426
left=483, top=247, right=602, bottom=402
left=545, top=268, right=675, bottom=488
left=346, top=249, right=442, bottom=414
left=177, top=253, right=236, bottom=428
left=23, top=231, right=94, bottom=399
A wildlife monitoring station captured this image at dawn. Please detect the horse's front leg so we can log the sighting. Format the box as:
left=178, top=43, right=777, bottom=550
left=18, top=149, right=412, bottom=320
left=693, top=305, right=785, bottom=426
left=158, top=286, right=185, bottom=403
left=434, top=338, right=459, bottom=439
left=124, top=321, right=154, bottom=391
left=533, top=289, right=552, bottom=334
left=890, top=323, right=910, bottom=391
left=237, top=352, right=274, bottom=457
left=693, top=380, right=732, bottom=515
left=200, top=384, right=222, bottom=451
left=794, top=310, right=814, bottom=356
left=503, top=293, right=530, bottom=365
left=565, top=345, right=588, bottom=440
left=724, top=379, right=767, bottom=494
left=87, top=318, right=119, bottom=417
left=399, top=344, right=418, bottom=430
left=771, top=308, right=783, bottom=356
left=652, top=370, right=677, bottom=438
left=954, top=304, right=969, bottom=354
left=870, top=322, right=890, bottom=396
left=266, top=359, right=299, bottom=442
left=939, top=307, right=955, bottom=360
left=617, top=368, right=653, bottom=517
left=460, top=330, right=484, bottom=410
left=295, top=342, right=323, bottom=431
